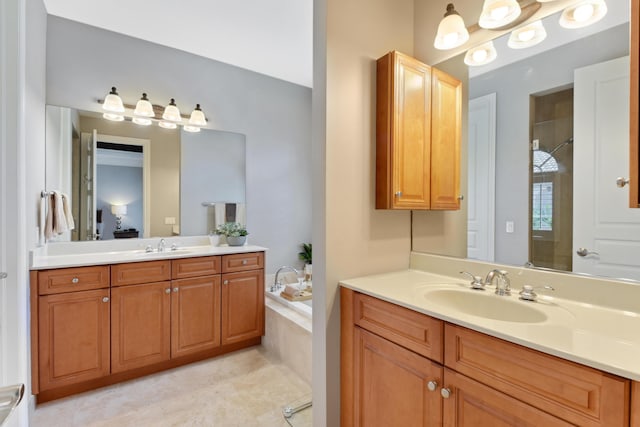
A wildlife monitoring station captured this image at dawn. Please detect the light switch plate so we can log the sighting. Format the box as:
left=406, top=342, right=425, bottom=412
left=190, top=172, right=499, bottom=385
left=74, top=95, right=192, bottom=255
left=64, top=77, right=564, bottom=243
left=164, top=217, right=176, bottom=225
left=506, top=221, right=514, bottom=233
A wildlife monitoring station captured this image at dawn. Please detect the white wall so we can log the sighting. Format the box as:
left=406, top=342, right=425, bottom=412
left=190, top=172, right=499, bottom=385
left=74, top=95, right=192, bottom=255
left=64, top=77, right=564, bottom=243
left=469, top=24, right=629, bottom=265
left=314, top=0, right=416, bottom=424
left=45, top=16, right=312, bottom=273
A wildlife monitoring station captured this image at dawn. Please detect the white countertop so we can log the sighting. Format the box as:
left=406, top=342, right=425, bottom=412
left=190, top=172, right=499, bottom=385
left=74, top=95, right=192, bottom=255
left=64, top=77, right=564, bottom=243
left=30, top=236, right=267, bottom=270
left=340, top=267, right=640, bottom=381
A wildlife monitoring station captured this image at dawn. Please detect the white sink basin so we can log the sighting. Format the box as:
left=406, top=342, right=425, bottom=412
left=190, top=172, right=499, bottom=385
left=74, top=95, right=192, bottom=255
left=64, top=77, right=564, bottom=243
left=424, top=288, right=548, bottom=323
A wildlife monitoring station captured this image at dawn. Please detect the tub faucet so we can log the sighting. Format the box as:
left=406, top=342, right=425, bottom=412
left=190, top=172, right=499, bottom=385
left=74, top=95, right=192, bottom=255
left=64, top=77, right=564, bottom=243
left=272, top=266, right=300, bottom=292
left=485, top=269, right=510, bottom=296
left=158, top=238, right=166, bottom=253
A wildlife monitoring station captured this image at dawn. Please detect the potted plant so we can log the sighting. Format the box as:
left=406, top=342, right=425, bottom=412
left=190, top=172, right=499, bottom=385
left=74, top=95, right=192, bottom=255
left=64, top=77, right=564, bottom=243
left=298, top=243, right=312, bottom=281
left=215, top=222, right=249, bottom=246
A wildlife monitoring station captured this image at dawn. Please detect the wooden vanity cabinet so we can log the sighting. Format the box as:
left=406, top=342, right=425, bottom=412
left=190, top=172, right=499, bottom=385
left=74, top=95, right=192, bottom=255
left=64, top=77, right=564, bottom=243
left=376, top=51, right=461, bottom=210
left=31, top=251, right=265, bottom=402
left=341, top=287, right=632, bottom=427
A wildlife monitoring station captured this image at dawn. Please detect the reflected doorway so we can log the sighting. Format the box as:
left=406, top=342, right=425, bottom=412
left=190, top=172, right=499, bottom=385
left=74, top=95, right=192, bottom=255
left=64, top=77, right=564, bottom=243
left=529, top=89, right=574, bottom=271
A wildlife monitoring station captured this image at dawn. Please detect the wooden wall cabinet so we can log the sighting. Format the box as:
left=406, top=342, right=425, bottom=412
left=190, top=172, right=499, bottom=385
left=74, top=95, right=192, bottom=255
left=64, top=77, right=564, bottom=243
left=341, top=287, right=633, bottom=427
left=31, top=251, right=264, bottom=402
left=376, top=51, right=462, bottom=210
left=631, top=0, right=639, bottom=208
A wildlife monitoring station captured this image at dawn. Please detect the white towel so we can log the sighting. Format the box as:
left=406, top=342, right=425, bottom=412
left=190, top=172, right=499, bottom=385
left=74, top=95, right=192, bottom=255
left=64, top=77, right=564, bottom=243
left=53, top=191, right=68, bottom=234
left=44, top=194, right=54, bottom=240
left=61, top=193, right=75, bottom=231
left=214, top=203, right=226, bottom=228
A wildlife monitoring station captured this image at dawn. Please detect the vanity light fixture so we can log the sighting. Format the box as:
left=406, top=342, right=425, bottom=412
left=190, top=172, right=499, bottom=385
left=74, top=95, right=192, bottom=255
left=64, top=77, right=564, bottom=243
left=434, top=4, right=470, bottom=50
left=478, top=0, right=522, bottom=29
left=464, top=41, right=498, bottom=66
left=182, top=104, right=207, bottom=133
left=102, top=87, right=125, bottom=113
left=133, top=93, right=154, bottom=117
left=559, top=0, right=607, bottom=29
left=508, top=20, right=547, bottom=49
left=162, top=98, right=182, bottom=123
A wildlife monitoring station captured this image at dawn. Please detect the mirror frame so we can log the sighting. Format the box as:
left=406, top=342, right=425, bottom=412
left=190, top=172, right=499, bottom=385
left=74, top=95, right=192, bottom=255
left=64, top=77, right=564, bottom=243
left=631, top=0, right=639, bottom=208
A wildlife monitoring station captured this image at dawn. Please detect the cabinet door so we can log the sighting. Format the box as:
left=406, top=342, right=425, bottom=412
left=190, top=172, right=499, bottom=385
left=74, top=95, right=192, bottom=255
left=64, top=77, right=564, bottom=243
left=221, top=270, right=264, bottom=345
left=38, top=289, right=110, bottom=391
left=376, top=51, right=432, bottom=210
left=111, top=282, right=171, bottom=373
left=352, top=328, right=442, bottom=427
left=171, top=276, right=221, bottom=358
left=442, top=368, right=573, bottom=427
left=431, top=68, right=462, bottom=210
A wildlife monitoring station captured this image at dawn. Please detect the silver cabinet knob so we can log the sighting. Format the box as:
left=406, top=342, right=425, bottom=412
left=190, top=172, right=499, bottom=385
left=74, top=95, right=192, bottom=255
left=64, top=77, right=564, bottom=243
left=165, top=288, right=171, bottom=294
left=72, top=277, right=79, bottom=284
left=457, top=195, right=464, bottom=200
left=173, top=287, right=179, bottom=293
left=427, top=381, right=438, bottom=392
left=395, top=191, right=402, bottom=197
left=102, top=297, right=109, bottom=303
left=242, top=260, right=248, bottom=265
left=616, top=177, right=630, bottom=187
left=576, top=247, right=599, bottom=257
left=223, top=280, right=229, bottom=285
left=440, top=388, right=452, bottom=399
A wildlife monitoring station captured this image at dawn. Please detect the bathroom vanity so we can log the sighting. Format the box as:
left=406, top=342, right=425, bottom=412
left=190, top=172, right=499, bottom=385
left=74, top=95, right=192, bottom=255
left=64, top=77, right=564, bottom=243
left=340, top=253, right=640, bottom=426
left=30, top=240, right=265, bottom=402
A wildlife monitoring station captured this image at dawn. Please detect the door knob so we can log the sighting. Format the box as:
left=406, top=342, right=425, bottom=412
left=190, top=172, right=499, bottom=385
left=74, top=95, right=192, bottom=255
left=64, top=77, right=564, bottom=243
left=173, top=287, right=179, bottom=293
left=102, top=297, right=109, bottom=303
left=427, top=381, right=438, bottom=392
left=576, top=247, right=599, bottom=257
left=440, top=388, right=452, bottom=398
left=165, top=288, right=171, bottom=294
left=616, top=177, right=630, bottom=188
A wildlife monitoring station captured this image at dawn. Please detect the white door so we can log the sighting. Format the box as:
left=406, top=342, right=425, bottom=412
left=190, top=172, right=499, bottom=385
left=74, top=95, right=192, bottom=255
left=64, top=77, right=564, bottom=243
left=467, top=93, right=496, bottom=261
left=574, top=56, right=640, bottom=280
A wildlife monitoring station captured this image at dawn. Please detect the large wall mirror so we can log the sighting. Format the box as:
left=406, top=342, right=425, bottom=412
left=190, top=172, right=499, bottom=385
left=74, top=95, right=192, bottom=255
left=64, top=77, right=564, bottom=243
left=414, top=0, right=640, bottom=282
left=45, top=105, right=246, bottom=242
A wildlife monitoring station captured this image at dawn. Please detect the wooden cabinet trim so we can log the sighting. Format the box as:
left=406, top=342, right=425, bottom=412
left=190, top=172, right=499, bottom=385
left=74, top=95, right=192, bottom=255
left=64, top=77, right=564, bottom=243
left=221, top=252, right=264, bottom=273
left=445, top=324, right=630, bottom=426
left=631, top=0, right=639, bottom=208
left=111, top=260, right=171, bottom=286
left=171, top=256, right=221, bottom=279
left=353, top=292, right=443, bottom=362
left=632, top=381, right=640, bottom=427
left=38, top=265, right=110, bottom=295
left=340, top=287, right=356, bottom=427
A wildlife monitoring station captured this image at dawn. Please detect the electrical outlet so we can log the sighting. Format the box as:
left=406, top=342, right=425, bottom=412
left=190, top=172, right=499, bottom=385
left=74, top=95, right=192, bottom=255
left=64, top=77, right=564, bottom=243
left=164, top=217, right=176, bottom=225
left=506, top=221, right=514, bottom=233
left=532, top=139, right=539, bottom=150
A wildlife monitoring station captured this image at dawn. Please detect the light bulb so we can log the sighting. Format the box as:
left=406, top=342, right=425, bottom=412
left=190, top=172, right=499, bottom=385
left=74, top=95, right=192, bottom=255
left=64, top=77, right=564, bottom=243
left=162, top=99, right=182, bottom=122
left=518, top=29, right=535, bottom=42
left=490, top=6, right=509, bottom=20
left=573, top=3, right=594, bottom=21
left=102, top=87, right=125, bottom=113
left=134, top=93, right=154, bottom=117
left=472, top=49, right=488, bottom=63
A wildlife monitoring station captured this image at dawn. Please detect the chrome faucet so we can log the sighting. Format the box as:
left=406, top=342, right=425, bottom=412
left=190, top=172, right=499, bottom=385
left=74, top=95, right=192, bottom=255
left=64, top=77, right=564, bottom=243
left=157, top=238, right=166, bottom=253
left=272, top=266, right=300, bottom=292
left=485, top=269, right=510, bottom=296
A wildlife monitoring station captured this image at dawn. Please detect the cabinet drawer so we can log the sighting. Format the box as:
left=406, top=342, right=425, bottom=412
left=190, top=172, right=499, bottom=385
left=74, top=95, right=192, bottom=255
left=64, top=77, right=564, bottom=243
left=445, top=324, right=630, bottom=427
left=221, top=252, right=264, bottom=273
left=111, top=260, right=171, bottom=286
left=172, top=256, right=221, bottom=279
left=38, top=266, right=110, bottom=295
left=353, top=292, right=443, bottom=362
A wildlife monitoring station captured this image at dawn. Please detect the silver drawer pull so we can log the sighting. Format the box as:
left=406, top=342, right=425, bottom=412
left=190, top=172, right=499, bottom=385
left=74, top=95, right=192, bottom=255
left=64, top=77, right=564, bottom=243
left=72, top=277, right=79, bottom=284
left=173, top=287, right=179, bottom=293
left=427, top=380, right=438, bottom=392
left=440, top=388, right=452, bottom=399
left=395, top=191, right=402, bottom=197
left=102, top=297, right=109, bottom=303
left=223, top=280, right=229, bottom=285
left=165, top=288, right=171, bottom=294
left=242, top=260, right=248, bottom=265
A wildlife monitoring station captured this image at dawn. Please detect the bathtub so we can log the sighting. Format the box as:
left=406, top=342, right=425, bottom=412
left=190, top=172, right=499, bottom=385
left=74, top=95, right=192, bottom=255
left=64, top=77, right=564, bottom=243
left=263, top=285, right=312, bottom=386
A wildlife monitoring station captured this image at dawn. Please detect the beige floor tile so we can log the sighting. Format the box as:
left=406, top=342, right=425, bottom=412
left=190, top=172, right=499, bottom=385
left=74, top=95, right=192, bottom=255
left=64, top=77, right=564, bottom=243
left=31, top=346, right=310, bottom=427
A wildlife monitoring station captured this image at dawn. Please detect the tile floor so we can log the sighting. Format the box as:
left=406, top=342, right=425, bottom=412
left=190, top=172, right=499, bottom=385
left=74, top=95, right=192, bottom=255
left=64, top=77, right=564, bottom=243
left=31, top=346, right=311, bottom=427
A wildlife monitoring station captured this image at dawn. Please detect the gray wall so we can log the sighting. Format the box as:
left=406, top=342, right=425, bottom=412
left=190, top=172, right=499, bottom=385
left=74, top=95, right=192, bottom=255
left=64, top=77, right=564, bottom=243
left=469, top=24, right=629, bottom=266
left=180, top=130, right=246, bottom=236
left=46, top=16, right=312, bottom=272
